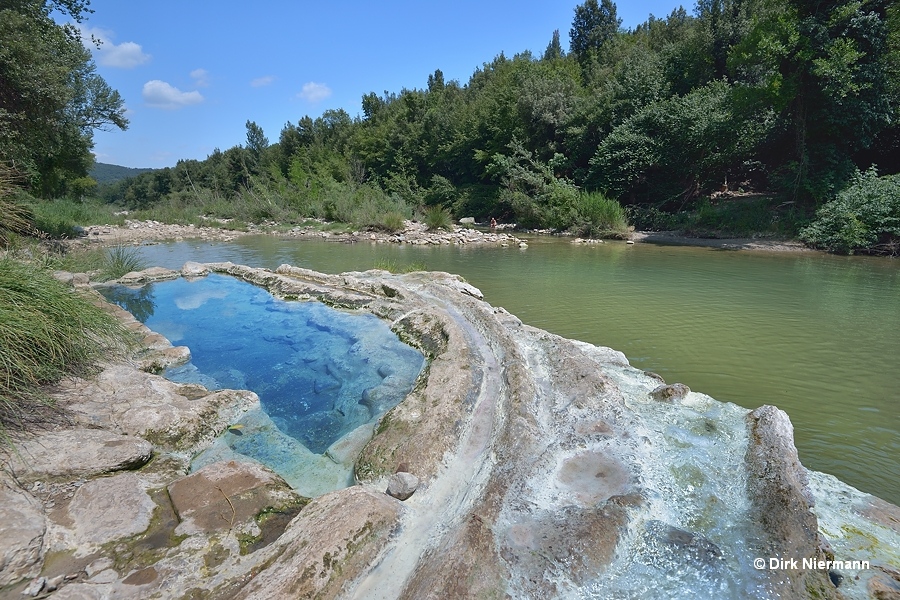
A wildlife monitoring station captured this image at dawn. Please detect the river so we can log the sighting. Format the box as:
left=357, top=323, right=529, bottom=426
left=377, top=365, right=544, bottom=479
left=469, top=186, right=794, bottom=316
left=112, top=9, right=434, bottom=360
left=134, top=234, right=900, bottom=505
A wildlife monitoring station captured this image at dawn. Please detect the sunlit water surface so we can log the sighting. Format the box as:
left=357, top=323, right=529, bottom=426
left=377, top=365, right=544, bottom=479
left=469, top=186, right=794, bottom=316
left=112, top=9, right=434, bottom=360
left=100, top=274, right=424, bottom=495
left=133, top=235, right=900, bottom=505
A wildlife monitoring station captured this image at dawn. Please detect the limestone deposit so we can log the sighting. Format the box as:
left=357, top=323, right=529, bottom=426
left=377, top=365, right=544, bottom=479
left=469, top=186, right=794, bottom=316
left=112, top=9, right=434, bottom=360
left=75, top=218, right=522, bottom=248
left=1, top=263, right=898, bottom=599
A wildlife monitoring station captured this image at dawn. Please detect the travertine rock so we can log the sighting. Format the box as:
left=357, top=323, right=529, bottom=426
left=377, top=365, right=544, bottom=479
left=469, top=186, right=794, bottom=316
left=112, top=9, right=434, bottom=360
left=0, top=477, right=46, bottom=586
left=745, top=405, right=842, bottom=599
left=235, top=486, right=402, bottom=599
left=5, top=428, right=152, bottom=483
left=167, top=459, right=302, bottom=535
left=66, top=473, right=155, bottom=547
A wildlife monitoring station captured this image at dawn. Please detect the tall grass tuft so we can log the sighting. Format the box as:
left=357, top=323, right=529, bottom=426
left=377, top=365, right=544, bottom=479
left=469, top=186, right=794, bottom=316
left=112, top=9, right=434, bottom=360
left=100, top=245, right=147, bottom=281
left=373, top=258, right=427, bottom=273
left=424, top=205, right=453, bottom=231
left=1, top=197, right=35, bottom=246
left=374, top=211, right=406, bottom=233
left=0, top=258, right=131, bottom=439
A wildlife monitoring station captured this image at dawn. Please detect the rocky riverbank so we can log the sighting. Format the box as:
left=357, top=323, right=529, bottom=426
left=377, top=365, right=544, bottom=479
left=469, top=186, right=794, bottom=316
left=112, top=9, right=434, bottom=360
left=74, top=219, right=526, bottom=248
left=70, top=218, right=812, bottom=253
left=2, top=263, right=897, bottom=599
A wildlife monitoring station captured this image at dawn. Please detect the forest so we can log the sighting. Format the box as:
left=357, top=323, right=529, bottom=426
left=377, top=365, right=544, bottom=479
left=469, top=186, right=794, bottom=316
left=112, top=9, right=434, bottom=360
left=3, top=0, right=900, bottom=253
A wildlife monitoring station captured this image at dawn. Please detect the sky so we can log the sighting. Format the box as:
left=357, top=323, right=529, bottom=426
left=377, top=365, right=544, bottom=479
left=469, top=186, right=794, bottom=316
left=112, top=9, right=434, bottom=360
left=73, top=0, right=688, bottom=168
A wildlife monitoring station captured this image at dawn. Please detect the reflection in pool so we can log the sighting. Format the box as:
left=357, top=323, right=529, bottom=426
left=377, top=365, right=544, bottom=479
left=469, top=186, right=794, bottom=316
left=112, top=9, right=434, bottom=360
left=101, top=274, right=425, bottom=496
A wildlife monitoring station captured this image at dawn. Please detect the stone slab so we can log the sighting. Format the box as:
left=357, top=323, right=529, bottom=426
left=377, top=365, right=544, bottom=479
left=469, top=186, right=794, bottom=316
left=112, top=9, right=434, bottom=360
left=6, top=428, right=152, bottom=483
left=0, top=477, right=46, bottom=586
left=167, top=460, right=301, bottom=535
left=66, top=473, right=155, bottom=547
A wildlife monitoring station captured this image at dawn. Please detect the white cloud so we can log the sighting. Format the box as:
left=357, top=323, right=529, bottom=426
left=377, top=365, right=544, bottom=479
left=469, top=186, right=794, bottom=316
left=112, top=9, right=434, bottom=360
left=77, top=24, right=151, bottom=69
left=297, top=82, right=332, bottom=103
left=251, top=75, right=275, bottom=88
left=190, top=68, right=210, bottom=88
left=142, top=80, right=204, bottom=110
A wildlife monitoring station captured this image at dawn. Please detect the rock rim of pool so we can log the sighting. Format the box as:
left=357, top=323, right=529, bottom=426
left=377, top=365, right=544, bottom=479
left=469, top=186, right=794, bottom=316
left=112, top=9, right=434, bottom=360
left=1, top=262, right=897, bottom=599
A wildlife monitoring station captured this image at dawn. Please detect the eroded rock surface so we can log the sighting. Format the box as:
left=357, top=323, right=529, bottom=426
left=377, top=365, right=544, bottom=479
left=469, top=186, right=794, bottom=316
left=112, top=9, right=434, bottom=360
left=0, top=476, right=46, bottom=586
left=1, top=263, right=897, bottom=600
left=55, top=364, right=258, bottom=453
left=746, top=405, right=842, bottom=599
left=168, top=459, right=302, bottom=535
left=64, top=473, right=156, bottom=549
left=235, top=487, right=402, bottom=599
left=5, top=429, right=152, bottom=483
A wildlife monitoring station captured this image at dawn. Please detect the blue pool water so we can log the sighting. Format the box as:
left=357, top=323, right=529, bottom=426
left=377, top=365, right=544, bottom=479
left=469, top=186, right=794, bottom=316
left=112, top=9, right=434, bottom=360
left=100, top=274, right=424, bottom=475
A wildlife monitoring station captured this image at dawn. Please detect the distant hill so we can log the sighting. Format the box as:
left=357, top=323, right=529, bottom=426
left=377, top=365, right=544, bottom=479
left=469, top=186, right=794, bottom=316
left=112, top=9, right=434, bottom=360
left=90, top=162, right=155, bottom=184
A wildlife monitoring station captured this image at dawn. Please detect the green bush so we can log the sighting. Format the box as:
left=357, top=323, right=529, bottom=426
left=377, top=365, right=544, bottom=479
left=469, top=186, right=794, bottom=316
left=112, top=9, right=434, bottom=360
left=424, top=205, right=453, bottom=231
left=0, top=258, right=130, bottom=438
left=374, top=211, right=406, bottom=233
left=30, top=197, right=125, bottom=238
left=573, top=191, right=629, bottom=237
left=800, top=168, right=900, bottom=254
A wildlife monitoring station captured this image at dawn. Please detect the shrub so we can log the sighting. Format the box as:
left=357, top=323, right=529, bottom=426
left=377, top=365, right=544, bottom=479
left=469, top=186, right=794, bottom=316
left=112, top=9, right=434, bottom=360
left=573, top=191, right=629, bottom=237
left=800, top=168, right=900, bottom=254
left=424, top=205, right=453, bottom=231
left=0, top=258, right=130, bottom=439
left=30, top=197, right=126, bottom=239
left=374, top=211, right=406, bottom=233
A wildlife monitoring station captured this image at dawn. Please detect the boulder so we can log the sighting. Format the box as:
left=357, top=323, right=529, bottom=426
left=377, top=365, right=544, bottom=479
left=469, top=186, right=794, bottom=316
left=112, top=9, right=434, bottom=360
left=386, top=472, right=420, bottom=500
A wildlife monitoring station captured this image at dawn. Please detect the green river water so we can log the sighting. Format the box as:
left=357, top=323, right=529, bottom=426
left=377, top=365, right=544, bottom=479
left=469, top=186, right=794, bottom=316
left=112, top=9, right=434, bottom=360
left=135, top=234, right=900, bottom=505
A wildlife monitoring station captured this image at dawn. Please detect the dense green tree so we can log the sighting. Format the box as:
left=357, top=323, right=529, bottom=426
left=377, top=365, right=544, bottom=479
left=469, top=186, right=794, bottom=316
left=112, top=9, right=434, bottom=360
left=245, top=121, right=269, bottom=162
left=0, top=0, right=127, bottom=196
left=729, top=0, right=895, bottom=201
left=103, top=0, right=900, bottom=237
left=569, top=0, right=622, bottom=64
left=590, top=80, right=768, bottom=205
left=544, top=30, right=566, bottom=60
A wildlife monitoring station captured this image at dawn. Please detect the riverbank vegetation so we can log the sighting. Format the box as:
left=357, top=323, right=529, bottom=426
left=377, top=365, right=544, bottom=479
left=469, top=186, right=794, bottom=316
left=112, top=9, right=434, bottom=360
left=3, top=0, right=900, bottom=253
left=0, top=257, right=130, bottom=441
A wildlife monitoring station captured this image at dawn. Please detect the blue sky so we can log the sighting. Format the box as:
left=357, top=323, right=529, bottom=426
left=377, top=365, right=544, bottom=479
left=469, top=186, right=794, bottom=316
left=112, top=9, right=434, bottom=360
left=76, top=1, right=687, bottom=168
